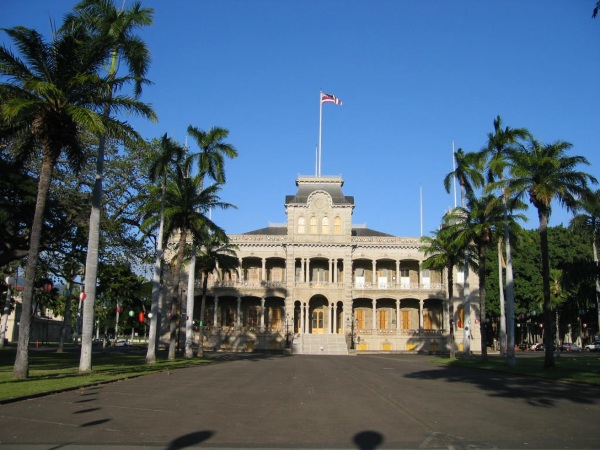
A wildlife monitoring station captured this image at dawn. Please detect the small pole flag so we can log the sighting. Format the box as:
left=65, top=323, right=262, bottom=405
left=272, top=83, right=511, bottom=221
left=318, top=90, right=343, bottom=177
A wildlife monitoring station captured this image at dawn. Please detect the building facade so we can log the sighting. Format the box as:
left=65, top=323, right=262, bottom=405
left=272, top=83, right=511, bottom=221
left=177, top=175, right=480, bottom=354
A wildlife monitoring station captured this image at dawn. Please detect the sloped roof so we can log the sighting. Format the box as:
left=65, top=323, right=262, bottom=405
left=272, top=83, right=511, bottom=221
left=351, top=227, right=394, bottom=237
left=285, top=178, right=354, bottom=206
left=240, top=225, right=394, bottom=237
left=243, top=226, right=287, bottom=236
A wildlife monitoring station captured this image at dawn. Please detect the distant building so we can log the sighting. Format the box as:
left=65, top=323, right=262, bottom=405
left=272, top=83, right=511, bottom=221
left=170, top=175, right=480, bottom=354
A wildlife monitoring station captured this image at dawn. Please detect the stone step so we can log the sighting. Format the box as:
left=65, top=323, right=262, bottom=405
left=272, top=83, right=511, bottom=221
left=291, top=334, right=349, bottom=355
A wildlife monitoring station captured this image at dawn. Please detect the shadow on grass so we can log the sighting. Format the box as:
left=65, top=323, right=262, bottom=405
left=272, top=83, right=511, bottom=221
left=405, top=356, right=600, bottom=408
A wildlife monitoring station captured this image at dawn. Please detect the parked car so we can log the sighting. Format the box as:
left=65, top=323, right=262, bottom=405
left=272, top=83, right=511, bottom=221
left=584, top=341, right=600, bottom=352
left=559, top=343, right=582, bottom=352
left=112, top=339, right=131, bottom=348
left=530, top=343, right=544, bottom=351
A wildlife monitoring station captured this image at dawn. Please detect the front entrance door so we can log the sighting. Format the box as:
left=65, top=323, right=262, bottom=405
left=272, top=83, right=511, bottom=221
left=311, top=309, right=324, bottom=334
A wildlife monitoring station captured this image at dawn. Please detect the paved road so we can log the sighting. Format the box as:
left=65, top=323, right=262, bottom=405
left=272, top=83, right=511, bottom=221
left=0, top=353, right=598, bottom=449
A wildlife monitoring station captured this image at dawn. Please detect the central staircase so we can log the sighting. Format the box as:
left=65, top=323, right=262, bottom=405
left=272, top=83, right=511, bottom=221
left=291, top=333, right=349, bottom=355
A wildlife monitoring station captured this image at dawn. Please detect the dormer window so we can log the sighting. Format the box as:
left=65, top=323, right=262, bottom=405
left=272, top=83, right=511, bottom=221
left=334, top=216, right=341, bottom=234
left=322, top=217, right=329, bottom=234
left=309, top=216, right=317, bottom=234
left=298, top=217, right=305, bottom=234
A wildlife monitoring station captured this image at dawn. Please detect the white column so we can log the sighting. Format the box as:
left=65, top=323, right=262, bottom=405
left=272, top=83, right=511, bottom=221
left=334, top=259, right=338, bottom=283
left=372, top=299, right=377, bottom=329
left=333, top=302, right=338, bottom=334
left=396, top=260, right=400, bottom=288
left=300, top=258, right=305, bottom=282
left=236, top=297, right=241, bottom=327
left=300, top=302, right=305, bottom=334
left=213, top=296, right=219, bottom=327
left=239, top=258, right=244, bottom=282
left=419, top=299, right=424, bottom=331
left=328, top=303, right=333, bottom=334
left=329, top=259, right=333, bottom=283
left=260, top=297, right=265, bottom=330
left=396, top=299, right=401, bottom=330
left=372, top=260, right=377, bottom=285
left=261, top=258, right=266, bottom=283
left=306, top=258, right=311, bottom=284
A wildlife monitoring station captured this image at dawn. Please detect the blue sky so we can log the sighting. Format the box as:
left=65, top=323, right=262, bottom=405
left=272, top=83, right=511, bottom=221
left=2, top=1, right=600, bottom=237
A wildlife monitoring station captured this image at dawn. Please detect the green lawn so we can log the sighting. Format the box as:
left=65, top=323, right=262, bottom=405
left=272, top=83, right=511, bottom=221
left=0, top=344, right=207, bottom=403
left=434, top=353, right=600, bottom=385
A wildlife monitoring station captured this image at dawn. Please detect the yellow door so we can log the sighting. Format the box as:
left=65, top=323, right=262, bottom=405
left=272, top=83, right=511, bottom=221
left=311, top=309, right=324, bottom=334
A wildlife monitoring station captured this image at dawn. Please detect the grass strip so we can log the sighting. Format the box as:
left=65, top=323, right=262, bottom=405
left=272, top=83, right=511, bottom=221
left=0, top=346, right=208, bottom=403
left=432, top=354, right=600, bottom=385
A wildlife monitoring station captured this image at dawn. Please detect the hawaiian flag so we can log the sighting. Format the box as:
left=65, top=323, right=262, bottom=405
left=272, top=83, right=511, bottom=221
left=321, top=92, right=343, bottom=105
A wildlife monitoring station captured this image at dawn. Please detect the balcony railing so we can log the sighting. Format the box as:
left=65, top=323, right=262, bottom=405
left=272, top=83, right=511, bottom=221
left=355, top=328, right=445, bottom=336
left=206, top=280, right=445, bottom=291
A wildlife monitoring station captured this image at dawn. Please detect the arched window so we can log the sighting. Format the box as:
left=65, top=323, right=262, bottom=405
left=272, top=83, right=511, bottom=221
left=309, top=216, right=317, bottom=234
left=334, top=216, right=342, bottom=234
left=322, top=216, right=329, bottom=234
left=298, top=217, right=305, bottom=234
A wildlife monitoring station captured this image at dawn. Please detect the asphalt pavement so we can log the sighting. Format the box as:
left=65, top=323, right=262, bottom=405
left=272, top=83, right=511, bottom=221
left=0, top=353, right=598, bottom=449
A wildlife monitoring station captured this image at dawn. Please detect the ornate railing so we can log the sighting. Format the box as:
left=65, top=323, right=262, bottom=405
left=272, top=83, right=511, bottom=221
left=206, top=280, right=445, bottom=292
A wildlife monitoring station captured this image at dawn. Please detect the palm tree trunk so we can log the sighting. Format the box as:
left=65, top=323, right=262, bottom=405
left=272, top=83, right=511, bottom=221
left=198, top=274, right=210, bottom=358
left=498, top=239, right=506, bottom=357
left=13, top=155, right=54, bottom=378
left=168, top=230, right=187, bottom=360
left=446, top=264, right=455, bottom=358
left=593, top=221, right=600, bottom=344
left=146, top=179, right=166, bottom=364
left=184, top=244, right=196, bottom=358
left=539, top=211, right=555, bottom=369
left=503, top=197, right=517, bottom=366
left=57, top=280, right=74, bottom=353
left=79, top=130, right=107, bottom=373
left=479, top=246, right=488, bottom=359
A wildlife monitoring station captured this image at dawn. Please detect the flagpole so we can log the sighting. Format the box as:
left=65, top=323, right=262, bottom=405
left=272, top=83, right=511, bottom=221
left=452, top=139, right=457, bottom=208
left=420, top=185, right=423, bottom=237
left=318, top=90, right=323, bottom=177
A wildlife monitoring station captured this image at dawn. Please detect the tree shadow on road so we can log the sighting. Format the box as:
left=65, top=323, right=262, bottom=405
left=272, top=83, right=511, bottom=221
left=403, top=363, right=600, bottom=407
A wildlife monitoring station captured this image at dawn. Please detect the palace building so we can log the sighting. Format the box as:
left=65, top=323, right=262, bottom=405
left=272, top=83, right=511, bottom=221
left=176, top=174, right=480, bottom=355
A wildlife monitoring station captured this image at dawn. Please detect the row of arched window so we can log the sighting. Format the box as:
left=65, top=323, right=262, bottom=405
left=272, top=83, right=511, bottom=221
left=297, top=216, right=342, bottom=234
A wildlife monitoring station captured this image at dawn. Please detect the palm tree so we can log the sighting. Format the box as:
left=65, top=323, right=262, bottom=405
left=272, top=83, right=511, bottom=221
left=506, top=139, right=597, bottom=368
left=0, top=24, right=127, bottom=378
left=61, top=0, right=156, bottom=373
left=444, top=148, right=484, bottom=356
left=145, top=134, right=185, bottom=364
left=570, top=189, right=600, bottom=338
left=194, top=229, right=239, bottom=358
left=480, top=115, right=530, bottom=365
left=184, top=126, right=237, bottom=358
left=421, top=221, right=465, bottom=358
left=158, top=166, right=234, bottom=360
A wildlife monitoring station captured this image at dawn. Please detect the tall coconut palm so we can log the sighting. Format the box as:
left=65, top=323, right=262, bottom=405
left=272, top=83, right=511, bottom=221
left=0, top=24, right=132, bottom=378
left=61, top=0, right=156, bottom=373
left=506, top=139, right=597, bottom=368
left=480, top=115, right=530, bottom=365
left=421, top=219, right=465, bottom=358
left=194, top=229, right=239, bottom=358
left=158, top=166, right=234, bottom=360
left=443, top=148, right=484, bottom=356
left=184, top=126, right=237, bottom=358
left=145, top=134, right=185, bottom=364
left=453, top=194, right=525, bottom=359
left=570, top=189, right=600, bottom=337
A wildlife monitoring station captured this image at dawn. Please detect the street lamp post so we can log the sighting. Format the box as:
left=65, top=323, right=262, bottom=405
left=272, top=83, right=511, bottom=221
left=0, top=276, right=16, bottom=348
left=285, top=314, right=290, bottom=348
left=348, top=312, right=355, bottom=350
